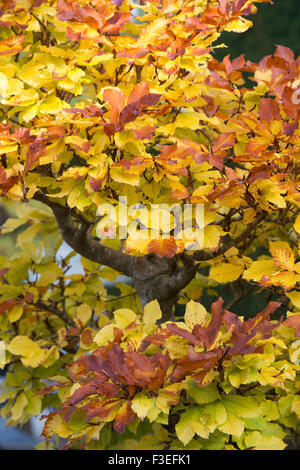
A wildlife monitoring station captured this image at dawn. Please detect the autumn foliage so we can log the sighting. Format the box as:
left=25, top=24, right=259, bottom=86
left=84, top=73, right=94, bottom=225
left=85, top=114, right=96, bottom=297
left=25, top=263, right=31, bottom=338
left=0, top=0, right=299, bottom=450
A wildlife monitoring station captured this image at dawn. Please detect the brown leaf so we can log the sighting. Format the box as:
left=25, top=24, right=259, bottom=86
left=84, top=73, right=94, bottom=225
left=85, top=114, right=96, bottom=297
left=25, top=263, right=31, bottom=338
left=258, top=98, right=281, bottom=121
left=113, top=400, right=135, bottom=434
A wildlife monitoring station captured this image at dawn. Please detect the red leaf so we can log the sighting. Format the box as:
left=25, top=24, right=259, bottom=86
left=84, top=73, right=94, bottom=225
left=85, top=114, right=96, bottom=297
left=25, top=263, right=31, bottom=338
left=166, top=323, right=201, bottom=346
left=275, top=45, right=295, bottom=64
left=258, top=98, right=281, bottom=121
left=213, top=132, right=236, bottom=153
left=102, top=12, right=131, bottom=34
left=193, top=297, right=224, bottom=348
left=170, top=349, right=220, bottom=382
left=89, top=172, right=108, bottom=191
left=244, top=301, right=281, bottom=334
left=131, top=126, right=155, bottom=140
left=0, top=299, right=19, bottom=315
left=128, top=82, right=150, bottom=105
left=283, top=316, right=300, bottom=337
left=118, top=47, right=149, bottom=59
left=232, top=0, right=248, bottom=12
left=0, top=268, right=9, bottom=278
left=218, top=0, right=229, bottom=17
left=113, top=401, right=135, bottom=434
left=0, top=34, right=25, bottom=56
left=25, top=140, right=46, bottom=172
left=209, top=152, right=224, bottom=171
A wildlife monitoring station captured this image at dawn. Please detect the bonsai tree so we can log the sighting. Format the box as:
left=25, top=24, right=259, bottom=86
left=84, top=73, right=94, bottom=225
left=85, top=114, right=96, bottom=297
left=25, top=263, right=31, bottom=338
left=0, top=0, right=299, bottom=450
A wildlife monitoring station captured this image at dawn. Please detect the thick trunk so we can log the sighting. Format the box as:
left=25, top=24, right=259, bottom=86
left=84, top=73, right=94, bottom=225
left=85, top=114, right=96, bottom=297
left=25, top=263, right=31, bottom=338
left=132, top=253, right=195, bottom=323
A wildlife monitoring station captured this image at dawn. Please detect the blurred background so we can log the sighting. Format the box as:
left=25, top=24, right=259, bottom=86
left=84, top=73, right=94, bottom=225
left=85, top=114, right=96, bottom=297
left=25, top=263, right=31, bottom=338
left=0, top=0, right=299, bottom=450
left=215, top=0, right=300, bottom=62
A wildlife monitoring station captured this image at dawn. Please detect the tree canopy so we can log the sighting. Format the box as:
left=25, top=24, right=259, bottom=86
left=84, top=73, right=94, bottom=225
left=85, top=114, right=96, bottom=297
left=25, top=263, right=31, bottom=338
left=0, top=0, right=299, bottom=451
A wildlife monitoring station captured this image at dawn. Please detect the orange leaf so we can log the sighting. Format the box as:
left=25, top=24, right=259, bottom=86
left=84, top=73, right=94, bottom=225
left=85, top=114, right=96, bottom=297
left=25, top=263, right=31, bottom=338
left=148, top=237, right=179, bottom=258
left=213, top=132, right=236, bottom=153
left=258, top=98, right=281, bottom=121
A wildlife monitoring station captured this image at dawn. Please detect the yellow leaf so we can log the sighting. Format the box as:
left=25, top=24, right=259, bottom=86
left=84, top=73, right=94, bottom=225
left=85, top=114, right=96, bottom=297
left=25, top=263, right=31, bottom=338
left=218, top=412, right=245, bottom=437
left=11, top=393, right=28, bottom=422
left=74, top=303, right=92, bottom=328
left=244, top=431, right=287, bottom=450
left=210, top=263, right=243, bottom=283
left=203, top=225, right=224, bottom=250
left=0, top=72, right=9, bottom=98
left=143, top=300, right=162, bottom=332
left=294, top=215, right=300, bottom=234
left=243, top=259, right=278, bottom=282
left=289, top=340, right=300, bottom=364
left=175, top=408, right=199, bottom=445
left=224, top=18, right=253, bottom=33
left=269, top=241, right=294, bottom=271
left=114, top=308, right=137, bottom=329
left=184, top=300, right=207, bottom=330
left=131, top=393, right=154, bottom=420
left=291, top=395, right=300, bottom=418
left=222, top=395, right=260, bottom=419
left=8, top=304, right=23, bottom=323
left=110, top=167, right=140, bottom=186
left=286, top=291, right=300, bottom=309
left=94, top=324, right=116, bottom=346
left=40, top=95, right=64, bottom=114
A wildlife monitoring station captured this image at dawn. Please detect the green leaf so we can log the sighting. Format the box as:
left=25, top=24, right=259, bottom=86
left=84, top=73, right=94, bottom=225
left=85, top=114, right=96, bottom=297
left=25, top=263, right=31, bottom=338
left=131, top=393, right=154, bottom=420
left=175, top=408, right=200, bottom=445
left=187, top=382, right=220, bottom=404
left=222, top=395, right=261, bottom=419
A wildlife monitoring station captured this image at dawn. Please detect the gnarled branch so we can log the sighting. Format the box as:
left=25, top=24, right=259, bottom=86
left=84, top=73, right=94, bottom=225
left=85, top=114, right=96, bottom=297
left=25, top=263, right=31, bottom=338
left=34, top=193, right=135, bottom=277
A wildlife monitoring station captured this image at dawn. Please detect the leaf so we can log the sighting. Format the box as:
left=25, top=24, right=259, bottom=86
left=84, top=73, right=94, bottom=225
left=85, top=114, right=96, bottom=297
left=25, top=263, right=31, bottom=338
left=74, top=303, right=92, bottom=328
left=258, top=98, right=281, bottom=121
left=294, top=215, right=300, bottom=234
left=143, top=300, right=162, bottom=331
left=103, top=87, right=126, bottom=124
left=291, top=395, right=300, bottom=418
left=213, top=132, right=236, bottom=153
left=114, top=308, right=137, bottom=329
left=136, top=434, right=165, bottom=450
left=7, top=336, right=48, bottom=368
left=218, top=412, right=245, bottom=437
left=222, top=395, right=260, bottom=419
left=175, top=408, right=199, bottom=445
left=187, top=382, right=220, bottom=404
left=223, top=17, right=253, bottom=33
left=131, top=393, right=154, bottom=420
left=148, top=237, right=179, bottom=258
left=8, top=304, right=23, bottom=323
left=94, top=324, right=117, bottom=346
left=244, top=432, right=287, bottom=450
left=11, top=393, right=28, bottom=422
left=184, top=300, right=207, bottom=330
left=113, top=400, right=135, bottom=434
left=0, top=72, right=8, bottom=98
left=269, top=241, right=294, bottom=271
left=243, top=259, right=278, bottom=282
left=210, top=263, right=243, bottom=283
left=286, top=291, right=300, bottom=309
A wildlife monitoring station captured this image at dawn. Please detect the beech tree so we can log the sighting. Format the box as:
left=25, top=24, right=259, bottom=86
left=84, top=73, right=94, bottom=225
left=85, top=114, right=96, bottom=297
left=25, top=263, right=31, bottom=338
left=0, top=0, right=299, bottom=450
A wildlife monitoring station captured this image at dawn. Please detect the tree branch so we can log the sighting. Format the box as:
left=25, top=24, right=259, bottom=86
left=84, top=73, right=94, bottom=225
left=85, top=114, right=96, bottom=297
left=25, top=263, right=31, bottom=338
left=34, top=193, right=135, bottom=277
left=166, top=253, right=196, bottom=297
